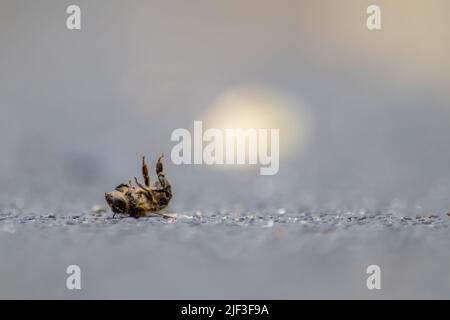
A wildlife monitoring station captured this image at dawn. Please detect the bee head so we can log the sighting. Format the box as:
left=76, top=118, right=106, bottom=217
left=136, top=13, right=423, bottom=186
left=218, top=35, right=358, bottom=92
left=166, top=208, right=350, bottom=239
left=104, top=184, right=130, bottom=214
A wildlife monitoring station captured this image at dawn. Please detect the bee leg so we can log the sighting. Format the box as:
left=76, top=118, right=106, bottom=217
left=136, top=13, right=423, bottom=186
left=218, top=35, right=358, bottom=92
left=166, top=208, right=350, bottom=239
left=156, top=153, right=164, bottom=174
left=134, top=177, right=155, bottom=202
left=134, top=177, right=148, bottom=192
left=156, top=153, right=167, bottom=188
left=159, top=212, right=177, bottom=223
left=142, top=156, right=150, bottom=188
left=161, top=212, right=177, bottom=220
left=154, top=154, right=172, bottom=206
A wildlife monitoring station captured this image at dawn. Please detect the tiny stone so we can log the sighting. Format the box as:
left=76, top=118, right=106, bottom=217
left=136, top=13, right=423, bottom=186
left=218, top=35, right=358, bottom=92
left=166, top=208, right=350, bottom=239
left=194, top=211, right=202, bottom=218
left=91, top=205, right=107, bottom=214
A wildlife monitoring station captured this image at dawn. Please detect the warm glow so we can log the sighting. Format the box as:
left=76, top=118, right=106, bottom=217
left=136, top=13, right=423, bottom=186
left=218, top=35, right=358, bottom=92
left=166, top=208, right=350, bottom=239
left=203, top=86, right=313, bottom=159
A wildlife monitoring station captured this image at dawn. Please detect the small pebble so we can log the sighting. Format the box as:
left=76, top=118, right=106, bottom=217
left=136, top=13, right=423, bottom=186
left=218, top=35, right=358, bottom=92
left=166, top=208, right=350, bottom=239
left=194, top=211, right=203, bottom=219
left=91, top=205, right=107, bottom=214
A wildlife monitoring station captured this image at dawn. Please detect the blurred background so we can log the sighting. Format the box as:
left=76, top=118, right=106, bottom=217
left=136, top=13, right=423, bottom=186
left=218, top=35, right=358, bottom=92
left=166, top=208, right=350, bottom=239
left=1, top=0, right=450, bottom=299
left=2, top=0, right=450, bottom=212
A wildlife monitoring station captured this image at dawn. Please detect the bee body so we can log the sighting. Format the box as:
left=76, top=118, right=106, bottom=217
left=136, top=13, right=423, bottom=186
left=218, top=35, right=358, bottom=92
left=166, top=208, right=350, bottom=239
left=105, top=154, right=173, bottom=219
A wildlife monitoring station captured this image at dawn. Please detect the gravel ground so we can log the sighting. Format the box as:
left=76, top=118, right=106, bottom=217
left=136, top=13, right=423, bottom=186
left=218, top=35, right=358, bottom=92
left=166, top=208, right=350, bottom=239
left=2, top=199, right=450, bottom=299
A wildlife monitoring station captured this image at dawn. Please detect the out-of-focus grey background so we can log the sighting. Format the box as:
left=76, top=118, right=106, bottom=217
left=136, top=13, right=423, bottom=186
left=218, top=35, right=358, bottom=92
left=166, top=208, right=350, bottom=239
left=1, top=0, right=450, bottom=299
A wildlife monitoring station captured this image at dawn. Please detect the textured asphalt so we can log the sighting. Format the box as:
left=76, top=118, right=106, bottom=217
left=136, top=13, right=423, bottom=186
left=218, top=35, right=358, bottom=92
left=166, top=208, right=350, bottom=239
left=1, top=198, right=450, bottom=299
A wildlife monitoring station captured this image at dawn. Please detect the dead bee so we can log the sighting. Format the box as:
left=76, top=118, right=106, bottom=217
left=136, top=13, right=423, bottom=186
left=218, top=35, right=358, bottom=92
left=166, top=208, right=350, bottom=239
left=105, top=154, right=174, bottom=219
